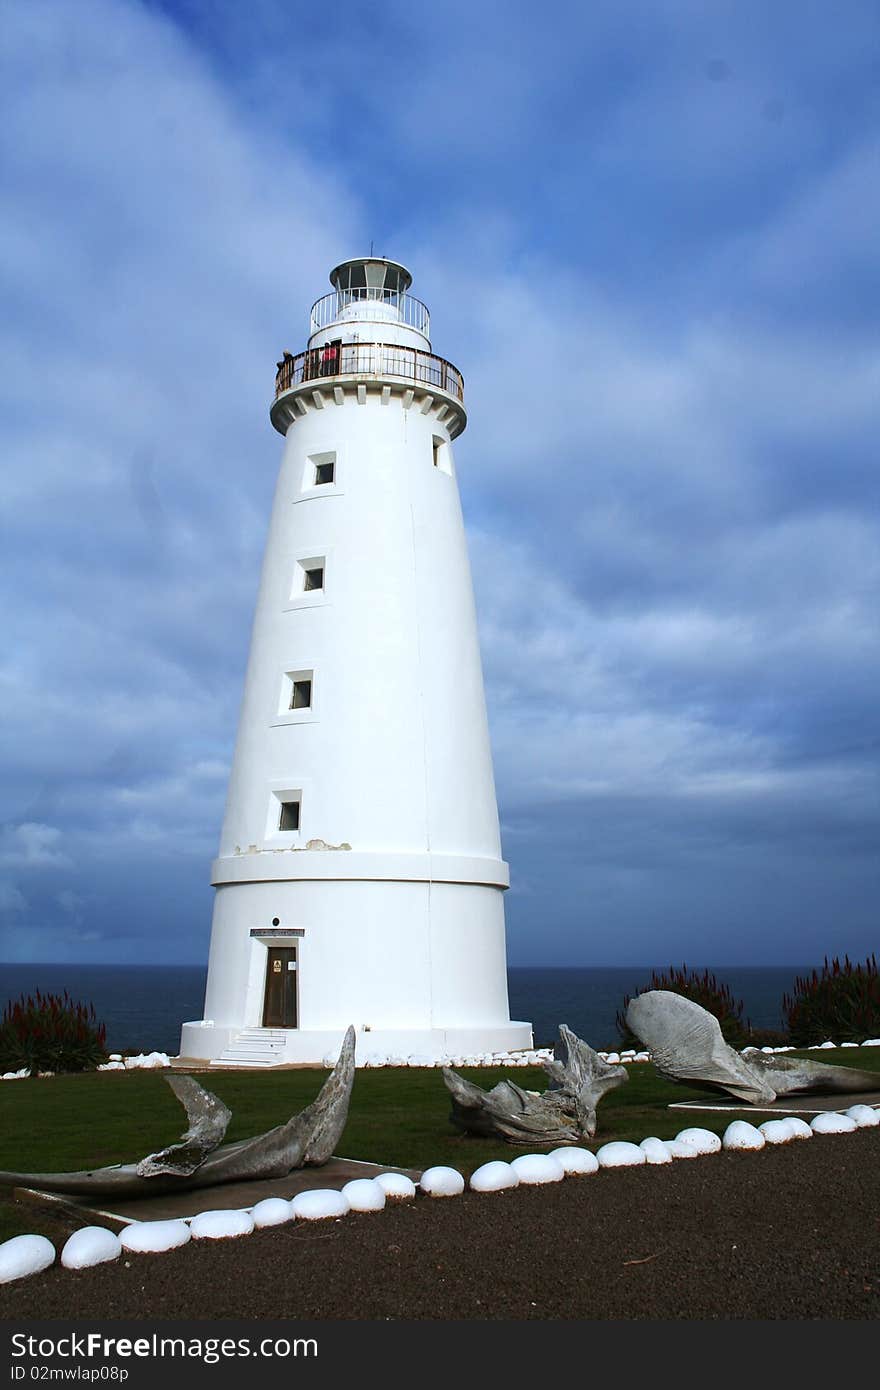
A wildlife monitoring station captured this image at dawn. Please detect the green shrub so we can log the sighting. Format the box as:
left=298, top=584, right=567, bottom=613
left=617, top=965, right=749, bottom=1048
left=0, top=990, right=108, bottom=1074
left=783, top=955, right=880, bottom=1046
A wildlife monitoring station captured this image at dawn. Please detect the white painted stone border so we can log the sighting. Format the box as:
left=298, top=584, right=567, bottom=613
left=2, top=1104, right=877, bottom=1284
left=4, top=1035, right=880, bottom=1078
left=7, top=1036, right=880, bottom=1079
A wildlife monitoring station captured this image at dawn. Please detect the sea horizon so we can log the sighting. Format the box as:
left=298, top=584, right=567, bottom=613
left=0, top=961, right=817, bottom=1055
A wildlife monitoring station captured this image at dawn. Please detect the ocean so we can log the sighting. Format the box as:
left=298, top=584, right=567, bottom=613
left=0, top=963, right=810, bottom=1055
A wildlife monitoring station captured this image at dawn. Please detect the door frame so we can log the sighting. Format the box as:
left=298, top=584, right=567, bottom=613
left=248, top=929, right=304, bottom=1030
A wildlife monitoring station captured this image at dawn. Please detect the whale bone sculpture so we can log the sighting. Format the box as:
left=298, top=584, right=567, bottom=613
left=626, top=991, right=879, bottom=1104
left=443, top=1024, right=628, bottom=1143
left=136, top=1074, right=233, bottom=1178
left=0, top=1025, right=356, bottom=1198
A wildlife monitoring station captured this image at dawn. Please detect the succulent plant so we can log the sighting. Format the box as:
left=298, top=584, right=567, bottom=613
left=783, top=954, right=880, bottom=1046
left=0, top=989, right=107, bottom=1073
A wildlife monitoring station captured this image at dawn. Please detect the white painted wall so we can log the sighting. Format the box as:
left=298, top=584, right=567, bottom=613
left=182, top=264, right=532, bottom=1062
left=217, top=401, right=502, bottom=860
left=201, top=879, right=512, bottom=1032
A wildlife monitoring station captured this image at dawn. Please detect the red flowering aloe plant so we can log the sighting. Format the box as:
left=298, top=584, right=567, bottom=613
left=784, top=955, right=880, bottom=1046
left=0, top=989, right=108, bottom=1073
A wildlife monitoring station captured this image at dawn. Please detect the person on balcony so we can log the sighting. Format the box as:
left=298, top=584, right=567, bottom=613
left=320, top=342, right=339, bottom=376
left=275, top=350, right=295, bottom=390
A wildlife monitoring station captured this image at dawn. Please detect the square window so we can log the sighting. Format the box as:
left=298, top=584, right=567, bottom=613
left=289, top=554, right=328, bottom=607
left=267, top=786, right=305, bottom=840
left=302, top=450, right=338, bottom=494
left=290, top=678, right=312, bottom=710
left=277, top=669, right=315, bottom=721
left=432, top=435, right=451, bottom=474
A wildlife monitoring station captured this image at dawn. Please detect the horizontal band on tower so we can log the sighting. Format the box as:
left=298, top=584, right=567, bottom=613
left=210, top=850, right=509, bottom=889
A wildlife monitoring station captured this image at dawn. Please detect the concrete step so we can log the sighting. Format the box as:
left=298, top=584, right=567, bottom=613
left=223, top=1054, right=279, bottom=1062
left=210, top=1027, right=289, bottom=1068
left=211, top=1057, right=284, bottom=1068
left=219, top=1047, right=284, bottom=1056
left=211, top=1056, right=286, bottom=1068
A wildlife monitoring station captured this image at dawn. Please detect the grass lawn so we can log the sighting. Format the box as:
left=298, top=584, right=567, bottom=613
left=1, top=1048, right=878, bottom=1242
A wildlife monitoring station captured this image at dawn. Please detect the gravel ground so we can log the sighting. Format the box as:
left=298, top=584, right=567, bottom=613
left=1, top=1131, right=878, bottom=1321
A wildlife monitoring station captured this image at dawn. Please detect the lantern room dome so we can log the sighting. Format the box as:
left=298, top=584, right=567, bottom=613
left=328, top=257, right=413, bottom=296
left=309, top=255, right=430, bottom=345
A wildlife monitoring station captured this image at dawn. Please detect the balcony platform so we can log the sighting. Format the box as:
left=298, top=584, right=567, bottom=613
left=270, top=359, right=467, bottom=438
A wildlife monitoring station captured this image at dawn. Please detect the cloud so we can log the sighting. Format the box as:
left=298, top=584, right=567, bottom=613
left=0, top=0, right=359, bottom=929
left=56, top=889, right=85, bottom=926
left=743, top=137, right=880, bottom=314
left=0, top=884, right=27, bottom=916
left=1, top=0, right=877, bottom=967
left=0, top=824, right=72, bottom=870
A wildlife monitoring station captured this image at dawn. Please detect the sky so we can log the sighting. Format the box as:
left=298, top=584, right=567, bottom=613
left=1, top=0, right=878, bottom=968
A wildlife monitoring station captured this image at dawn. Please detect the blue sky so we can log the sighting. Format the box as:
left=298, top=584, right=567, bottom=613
left=2, top=0, right=878, bottom=967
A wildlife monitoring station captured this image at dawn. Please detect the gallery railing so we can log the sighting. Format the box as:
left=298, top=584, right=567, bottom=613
left=309, top=289, right=430, bottom=335
left=275, top=342, right=464, bottom=402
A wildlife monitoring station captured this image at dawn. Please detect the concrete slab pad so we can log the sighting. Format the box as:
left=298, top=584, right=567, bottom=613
left=670, top=1089, right=880, bottom=1117
left=12, top=1157, right=420, bottom=1228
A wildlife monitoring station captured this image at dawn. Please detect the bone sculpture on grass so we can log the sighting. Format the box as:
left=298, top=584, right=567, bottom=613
left=0, top=1026, right=356, bottom=1198
left=626, top=991, right=879, bottom=1104
left=443, top=1024, right=628, bottom=1143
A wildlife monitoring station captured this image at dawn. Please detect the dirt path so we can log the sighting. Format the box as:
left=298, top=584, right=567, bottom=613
left=1, top=1131, right=877, bottom=1321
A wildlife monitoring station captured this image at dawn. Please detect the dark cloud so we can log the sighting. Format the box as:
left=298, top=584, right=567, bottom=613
left=1, top=0, right=877, bottom=967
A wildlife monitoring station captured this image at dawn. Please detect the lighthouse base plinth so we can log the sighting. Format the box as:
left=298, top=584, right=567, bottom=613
left=179, top=1020, right=534, bottom=1067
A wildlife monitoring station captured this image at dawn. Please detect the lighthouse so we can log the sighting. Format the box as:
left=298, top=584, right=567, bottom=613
left=180, top=258, right=532, bottom=1065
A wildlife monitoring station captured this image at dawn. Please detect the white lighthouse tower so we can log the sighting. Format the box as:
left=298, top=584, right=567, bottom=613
left=180, top=258, right=532, bottom=1065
